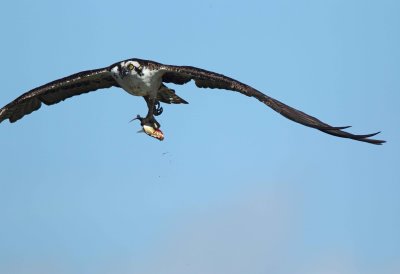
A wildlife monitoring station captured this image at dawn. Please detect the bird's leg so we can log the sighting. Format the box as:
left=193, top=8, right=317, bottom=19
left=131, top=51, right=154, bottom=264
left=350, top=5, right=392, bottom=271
left=142, top=96, right=161, bottom=128
left=144, top=96, right=163, bottom=117
left=130, top=96, right=165, bottom=140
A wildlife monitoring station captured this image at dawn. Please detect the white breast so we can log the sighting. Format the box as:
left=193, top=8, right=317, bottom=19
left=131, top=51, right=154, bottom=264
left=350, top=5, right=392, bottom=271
left=112, top=65, right=164, bottom=97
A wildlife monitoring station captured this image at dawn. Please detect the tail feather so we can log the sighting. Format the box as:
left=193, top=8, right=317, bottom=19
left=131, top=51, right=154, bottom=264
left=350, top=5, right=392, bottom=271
left=157, top=84, right=188, bottom=104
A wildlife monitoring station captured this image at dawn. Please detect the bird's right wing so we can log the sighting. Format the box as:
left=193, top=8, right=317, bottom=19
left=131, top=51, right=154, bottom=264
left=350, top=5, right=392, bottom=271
left=0, top=67, right=118, bottom=123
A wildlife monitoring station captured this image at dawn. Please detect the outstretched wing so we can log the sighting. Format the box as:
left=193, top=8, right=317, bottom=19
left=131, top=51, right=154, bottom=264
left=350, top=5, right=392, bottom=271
left=161, top=64, right=385, bottom=145
left=0, top=67, right=118, bottom=123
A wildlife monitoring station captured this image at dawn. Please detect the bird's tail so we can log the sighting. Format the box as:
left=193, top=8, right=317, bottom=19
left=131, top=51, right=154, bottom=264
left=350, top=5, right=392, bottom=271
left=157, top=84, right=189, bottom=104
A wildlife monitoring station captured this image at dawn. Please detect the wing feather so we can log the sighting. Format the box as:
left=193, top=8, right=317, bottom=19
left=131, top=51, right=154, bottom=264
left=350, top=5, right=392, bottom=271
left=160, top=64, right=385, bottom=145
left=0, top=67, right=118, bottom=123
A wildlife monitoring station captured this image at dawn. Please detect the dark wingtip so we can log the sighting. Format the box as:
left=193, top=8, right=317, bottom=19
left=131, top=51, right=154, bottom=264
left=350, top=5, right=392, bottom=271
left=355, top=131, right=382, bottom=139
left=362, top=138, right=386, bottom=145
left=319, top=127, right=386, bottom=145
left=333, top=125, right=352, bottom=130
left=357, top=131, right=386, bottom=145
left=317, top=125, right=352, bottom=130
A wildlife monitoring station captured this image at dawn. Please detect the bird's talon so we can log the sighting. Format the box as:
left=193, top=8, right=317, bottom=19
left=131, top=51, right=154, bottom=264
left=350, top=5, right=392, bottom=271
left=130, top=115, right=164, bottom=141
left=153, top=101, right=163, bottom=116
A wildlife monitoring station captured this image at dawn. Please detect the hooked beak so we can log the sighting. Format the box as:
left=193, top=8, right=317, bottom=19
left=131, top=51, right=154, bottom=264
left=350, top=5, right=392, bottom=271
left=120, top=66, right=130, bottom=78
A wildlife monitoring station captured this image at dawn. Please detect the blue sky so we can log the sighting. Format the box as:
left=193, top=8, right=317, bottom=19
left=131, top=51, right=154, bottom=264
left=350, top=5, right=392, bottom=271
left=0, top=0, right=399, bottom=273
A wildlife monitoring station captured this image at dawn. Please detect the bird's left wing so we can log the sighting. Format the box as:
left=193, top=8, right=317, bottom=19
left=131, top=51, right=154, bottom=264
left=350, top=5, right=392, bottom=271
left=0, top=67, right=118, bottom=123
left=160, top=64, right=385, bottom=145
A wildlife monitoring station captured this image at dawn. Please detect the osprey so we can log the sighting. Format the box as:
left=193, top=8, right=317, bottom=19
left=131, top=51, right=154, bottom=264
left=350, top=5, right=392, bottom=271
left=0, top=58, right=385, bottom=145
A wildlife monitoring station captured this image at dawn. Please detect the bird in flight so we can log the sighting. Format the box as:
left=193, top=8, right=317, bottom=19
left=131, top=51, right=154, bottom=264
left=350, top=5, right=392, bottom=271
left=0, top=58, right=385, bottom=145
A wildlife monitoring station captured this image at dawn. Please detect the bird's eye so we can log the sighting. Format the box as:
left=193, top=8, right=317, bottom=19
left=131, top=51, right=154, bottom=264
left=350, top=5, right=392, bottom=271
left=127, top=63, right=134, bottom=71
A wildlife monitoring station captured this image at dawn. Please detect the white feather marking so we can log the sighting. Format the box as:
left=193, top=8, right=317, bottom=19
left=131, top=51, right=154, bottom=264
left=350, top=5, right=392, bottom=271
left=111, top=62, right=164, bottom=97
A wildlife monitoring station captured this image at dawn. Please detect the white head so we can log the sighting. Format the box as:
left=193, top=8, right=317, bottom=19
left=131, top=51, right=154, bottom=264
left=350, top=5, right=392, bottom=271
left=112, top=60, right=144, bottom=79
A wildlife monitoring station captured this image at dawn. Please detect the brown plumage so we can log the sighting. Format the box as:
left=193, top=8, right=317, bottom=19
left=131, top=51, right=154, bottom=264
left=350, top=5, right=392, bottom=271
left=0, top=58, right=385, bottom=145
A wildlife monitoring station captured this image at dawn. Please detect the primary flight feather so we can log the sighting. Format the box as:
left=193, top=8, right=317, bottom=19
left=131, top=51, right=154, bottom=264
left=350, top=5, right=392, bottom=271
left=0, top=58, right=385, bottom=145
